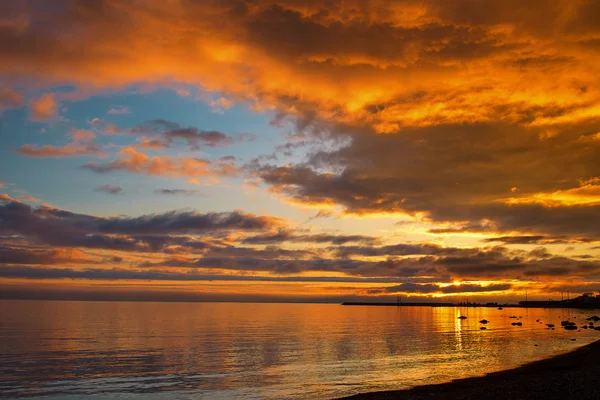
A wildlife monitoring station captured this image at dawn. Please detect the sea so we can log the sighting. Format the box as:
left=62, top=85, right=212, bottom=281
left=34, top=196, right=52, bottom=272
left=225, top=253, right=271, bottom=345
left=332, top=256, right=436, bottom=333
left=1, top=300, right=599, bottom=399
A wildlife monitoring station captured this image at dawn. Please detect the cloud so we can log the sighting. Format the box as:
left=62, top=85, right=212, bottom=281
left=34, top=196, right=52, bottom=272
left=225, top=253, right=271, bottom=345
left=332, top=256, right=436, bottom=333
left=313, top=210, right=335, bottom=219
left=107, top=106, right=131, bottom=114
left=380, top=282, right=512, bottom=294
left=29, top=93, right=57, bottom=121
left=141, top=242, right=600, bottom=281
left=95, top=184, right=123, bottom=195
left=0, top=246, right=60, bottom=265
left=505, top=179, right=600, bottom=206
left=154, top=189, right=198, bottom=196
left=101, top=119, right=238, bottom=150
left=0, top=245, right=91, bottom=265
left=255, top=119, right=600, bottom=241
left=0, top=198, right=284, bottom=254
left=0, top=198, right=283, bottom=236
left=0, top=88, right=23, bottom=112
left=2, top=195, right=600, bottom=289
left=18, top=143, right=103, bottom=158
left=5, top=0, right=600, bottom=298
left=18, top=129, right=104, bottom=158
left=83, top=147, right=237, bottom=180
left=136, top=138, right=169, bottom=149
left=209, top=97, right=233, bottom=113
left=482, top=235, right=586, bottom=245
left=333, top=243, right=467, bottom=257
left=17, top=195, right=40, bottom=202
left=0, top=265, right=437, bottom=284
left=5, top=3, right=600, bottom=238
left=0, top=194, right=18, bottom=202
left=2, top=0, right=598, bottom=129
left=163, top=127, right=234, bottom=149
left=241, top=230, right=380, bottom=245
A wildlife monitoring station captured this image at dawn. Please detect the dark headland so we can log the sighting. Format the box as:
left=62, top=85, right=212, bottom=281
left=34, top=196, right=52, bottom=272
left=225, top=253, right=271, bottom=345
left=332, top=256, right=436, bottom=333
left=336, top=339, right=600, bottom=400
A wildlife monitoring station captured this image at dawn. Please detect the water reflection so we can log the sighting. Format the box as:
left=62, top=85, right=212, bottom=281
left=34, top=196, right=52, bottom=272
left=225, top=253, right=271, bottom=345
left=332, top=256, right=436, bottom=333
left=455, top=308, right=464, bottom=351
left=0, top=300, right=598, bottom=399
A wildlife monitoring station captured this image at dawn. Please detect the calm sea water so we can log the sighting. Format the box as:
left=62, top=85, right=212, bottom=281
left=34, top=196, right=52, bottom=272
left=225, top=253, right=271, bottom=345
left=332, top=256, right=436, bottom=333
left=1, top=300, right=599, bottom=399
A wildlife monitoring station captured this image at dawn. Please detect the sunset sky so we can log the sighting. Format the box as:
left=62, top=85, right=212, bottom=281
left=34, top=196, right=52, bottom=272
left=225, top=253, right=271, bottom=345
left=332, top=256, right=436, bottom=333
left=2, top=0, right=600, bottom=303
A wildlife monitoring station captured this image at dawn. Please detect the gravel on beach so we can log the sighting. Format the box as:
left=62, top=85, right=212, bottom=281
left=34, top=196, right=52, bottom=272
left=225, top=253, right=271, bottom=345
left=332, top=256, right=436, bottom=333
left=337, top=339, right=600, bottom=400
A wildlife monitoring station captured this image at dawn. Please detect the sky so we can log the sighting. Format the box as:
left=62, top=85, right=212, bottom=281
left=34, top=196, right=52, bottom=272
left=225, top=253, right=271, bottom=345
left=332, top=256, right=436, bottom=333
left=1, top=0, right=600, bottom=303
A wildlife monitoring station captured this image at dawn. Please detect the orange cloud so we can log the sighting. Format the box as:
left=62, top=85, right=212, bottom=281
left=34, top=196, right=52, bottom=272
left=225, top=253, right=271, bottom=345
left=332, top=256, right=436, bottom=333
left=4, top=1, right=600, bottom=297
left=29, top=93, right=57, bottom=121
left=136, top=137, right=169, bottom=149
left=209, top=97, right=233, bottom=113
left=0, top=193, right=17, bottom=202
left=1, top=1, right=598, bottom=130
left=18, top=129, right=103, bottom=158
left=83, top=147, right=237, bottom=180
left=17, top=195, right=41, bottom=203
left=506, top=179, right=600, bottom=206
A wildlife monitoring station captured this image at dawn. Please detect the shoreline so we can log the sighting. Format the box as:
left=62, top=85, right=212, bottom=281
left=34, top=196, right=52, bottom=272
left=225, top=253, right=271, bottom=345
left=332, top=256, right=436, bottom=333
left=341, top=302, right=600, bottom=309
left=337, top=339, right=600, bottom=400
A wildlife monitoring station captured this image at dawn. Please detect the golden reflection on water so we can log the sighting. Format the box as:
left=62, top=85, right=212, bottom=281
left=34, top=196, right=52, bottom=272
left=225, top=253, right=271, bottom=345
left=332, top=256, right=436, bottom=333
left=0, top=300, right=598, bottom=399
left=455, top=308, right=463, bottom=351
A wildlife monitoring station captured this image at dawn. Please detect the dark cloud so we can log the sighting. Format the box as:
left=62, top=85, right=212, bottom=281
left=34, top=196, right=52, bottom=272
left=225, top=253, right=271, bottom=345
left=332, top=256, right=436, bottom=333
left=427, top=0, right=592, bottom=34
left=1, top=197, right=599, bottom=283
left=0, top=246, right=65, bottom=265
left=98, top=210, right=279, bottom=235
left=528, top=247, right=551, bottom=259
left=574, top=254, right=595, bottom=259
left=0, top=265, right=440, bottom=284
left=521, top=256, right=600, bottom=277
left=333, top=243, right=467, bottom=257
left=154, top=189, right=198, bottom=196
left=539, top=282, right=600, bottom=295
left=163, top=127, right=234, bottom=150
left=483, top=236, right=563, bottom=245
left=95, top=184, right=123, bottom=195
left=140, top=244, right=600, bottom=281
left=105, top=119, right=238, bottom=150
left=241, top=230, right=379, bottom=245
left=381, top=282, right=512, bottom=294
left=256, top=120, right=600, bottom=240
left=242, top=4, right=520, bottom=66
left=0, top=198, right=281, bottom=252
left=2, top=197, right=600, bottom=282
left=312, top=210, right=335, bottom=219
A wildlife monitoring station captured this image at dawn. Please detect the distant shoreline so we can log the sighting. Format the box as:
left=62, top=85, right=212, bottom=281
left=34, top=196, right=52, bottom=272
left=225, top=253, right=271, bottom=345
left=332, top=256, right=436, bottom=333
left=2, top=298, right=600, bottom=309
left=336, top=339, right=600, bottom=400
left=342, top=301, right=600, bottom=309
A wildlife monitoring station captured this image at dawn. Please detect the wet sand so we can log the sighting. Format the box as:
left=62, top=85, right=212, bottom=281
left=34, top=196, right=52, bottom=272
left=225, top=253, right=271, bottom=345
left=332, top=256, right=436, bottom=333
left=337, top=339, right=600, bottom=400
